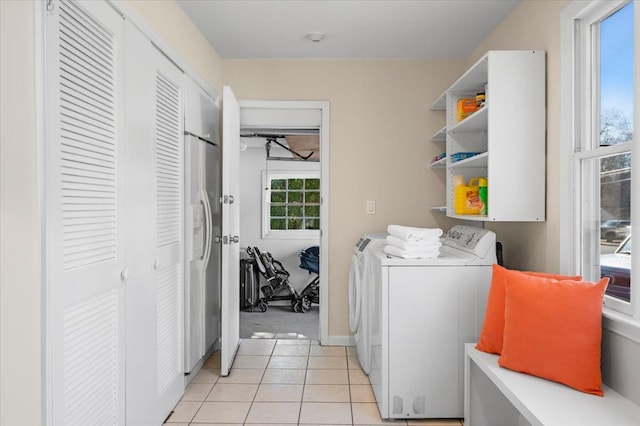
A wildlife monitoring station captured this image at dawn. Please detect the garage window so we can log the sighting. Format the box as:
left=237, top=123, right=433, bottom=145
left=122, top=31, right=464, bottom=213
left=262, top=171, right=320, bottom=238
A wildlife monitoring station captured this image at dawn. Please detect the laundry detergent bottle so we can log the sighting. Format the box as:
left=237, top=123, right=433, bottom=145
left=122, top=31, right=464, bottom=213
left=454, top=175, right=480, bottom=215
left=466, top=177, right=482, bottom=214
left=478, top=177, right=488, bottom=215
left=453, top=175, right=467, bottom=215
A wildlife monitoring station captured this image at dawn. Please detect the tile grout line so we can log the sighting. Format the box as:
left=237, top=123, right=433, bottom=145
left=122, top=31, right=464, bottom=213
left=296, top=340, right=310, bottom=425
left=347, top=345, right=355, bottom=426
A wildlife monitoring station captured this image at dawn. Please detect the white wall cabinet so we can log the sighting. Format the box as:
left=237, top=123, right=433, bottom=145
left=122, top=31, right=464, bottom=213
left=431, top=50, right=546, bottom=222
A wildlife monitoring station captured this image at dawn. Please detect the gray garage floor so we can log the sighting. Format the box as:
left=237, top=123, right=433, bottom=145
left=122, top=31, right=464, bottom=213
left=239, top=305, right=319, bottom=340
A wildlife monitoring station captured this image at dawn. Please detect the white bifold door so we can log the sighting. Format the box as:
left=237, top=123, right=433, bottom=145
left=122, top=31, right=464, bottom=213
left=123, top=20, right=185, bottom=425
left=46, top=1, right=184, bottom=424
left=45, top=1, right=126, bottom=424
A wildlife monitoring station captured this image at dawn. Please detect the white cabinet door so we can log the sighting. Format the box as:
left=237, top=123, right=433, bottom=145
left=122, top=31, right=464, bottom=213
left=123, top=22, right=185, bottom=424
left=45, top=1, right=126, bottom=424
left=220, top=86, right=241, bottom=376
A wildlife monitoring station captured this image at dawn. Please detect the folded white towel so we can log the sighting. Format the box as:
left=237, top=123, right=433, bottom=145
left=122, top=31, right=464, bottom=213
left=383, top=244, right=440, bottom=259
left=387, top=225, right=443, bottom=242
left=386, top=235, right=442, bottom=251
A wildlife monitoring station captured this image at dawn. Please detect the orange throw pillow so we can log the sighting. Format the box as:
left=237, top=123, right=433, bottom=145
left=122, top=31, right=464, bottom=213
left=475, top=264, right=581, bottom=355
left=498, top=275, right=609, bottom=396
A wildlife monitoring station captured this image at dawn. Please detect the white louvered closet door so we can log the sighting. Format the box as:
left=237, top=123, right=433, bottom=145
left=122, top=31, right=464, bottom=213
left=123, top=22, right=185, bottom=424
left=45, top=1, right=125, bottom=425
left=151, top=48, right=185, bottom=416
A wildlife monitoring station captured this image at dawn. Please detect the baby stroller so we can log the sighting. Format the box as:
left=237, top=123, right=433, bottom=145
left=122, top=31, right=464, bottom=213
left=246, top=246, right=308, bottom=313
left=298, top=246, right=320, bottom=312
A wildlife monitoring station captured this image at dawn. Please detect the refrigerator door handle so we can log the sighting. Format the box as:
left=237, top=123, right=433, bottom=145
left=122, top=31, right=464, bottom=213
left=201, top=188, right=213, bottom=266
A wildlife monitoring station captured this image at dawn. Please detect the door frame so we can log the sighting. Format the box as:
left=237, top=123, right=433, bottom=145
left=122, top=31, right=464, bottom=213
left=238, top=100, right=330, bottom=344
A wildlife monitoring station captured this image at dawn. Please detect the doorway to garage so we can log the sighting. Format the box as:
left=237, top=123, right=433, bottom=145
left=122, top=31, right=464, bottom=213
left=236, top=101, right=329, bottom=342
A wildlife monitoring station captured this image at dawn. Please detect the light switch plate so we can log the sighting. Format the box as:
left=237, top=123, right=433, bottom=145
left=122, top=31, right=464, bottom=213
left=366, top=200, right=376, bottom=215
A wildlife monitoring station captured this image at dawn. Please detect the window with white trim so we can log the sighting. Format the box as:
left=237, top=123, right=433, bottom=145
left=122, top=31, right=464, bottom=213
left=563, top=0, right=638, bottom=317
left=262, top=171, right=320, bottom=238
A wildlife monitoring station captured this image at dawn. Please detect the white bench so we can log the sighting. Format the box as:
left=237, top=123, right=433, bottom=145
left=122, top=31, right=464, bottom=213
left=464, top=343, right=640, bottom=426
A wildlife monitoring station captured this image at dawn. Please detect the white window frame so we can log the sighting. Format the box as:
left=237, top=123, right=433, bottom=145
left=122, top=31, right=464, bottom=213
left=561, top=0, right=640, bottom=340
left=261, top=170, right=321, bottom=239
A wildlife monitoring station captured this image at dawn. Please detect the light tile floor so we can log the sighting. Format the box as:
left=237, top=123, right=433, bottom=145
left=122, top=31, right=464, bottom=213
left=166, top=338, right=463, bottom=426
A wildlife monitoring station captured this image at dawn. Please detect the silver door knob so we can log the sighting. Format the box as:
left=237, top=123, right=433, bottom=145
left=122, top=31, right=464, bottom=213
left=231, top=235, right=240, bottom=243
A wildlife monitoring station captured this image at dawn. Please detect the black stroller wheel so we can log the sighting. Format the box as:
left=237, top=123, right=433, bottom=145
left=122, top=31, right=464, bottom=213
left=258, top=299, right=268, bottom=313
left=293, top=301, right=302, bottom=313
left=300, top=296, right=311, bottom=313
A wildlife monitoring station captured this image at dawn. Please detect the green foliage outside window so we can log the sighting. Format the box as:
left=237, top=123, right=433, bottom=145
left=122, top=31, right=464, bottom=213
left=269, top=177, right=320, bottom=231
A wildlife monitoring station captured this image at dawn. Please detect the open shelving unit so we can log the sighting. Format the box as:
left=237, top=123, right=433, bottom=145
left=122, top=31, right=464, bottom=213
left=430, top=50, right=546, bottom=222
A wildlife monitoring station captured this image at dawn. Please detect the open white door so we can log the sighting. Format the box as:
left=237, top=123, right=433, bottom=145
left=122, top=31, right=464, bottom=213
left=220, top=86, right=241, bottom=375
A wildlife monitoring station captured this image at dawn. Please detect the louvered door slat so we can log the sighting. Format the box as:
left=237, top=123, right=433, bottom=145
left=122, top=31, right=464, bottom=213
left=62, top=179, right=115, bottom=191
left=62, top=165, right=114, bottom=182
left=61, top=148, right=114, bottom=170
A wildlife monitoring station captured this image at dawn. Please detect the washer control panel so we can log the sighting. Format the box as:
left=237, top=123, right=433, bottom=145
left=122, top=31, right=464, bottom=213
left=444, top=225, right=496, bottom=259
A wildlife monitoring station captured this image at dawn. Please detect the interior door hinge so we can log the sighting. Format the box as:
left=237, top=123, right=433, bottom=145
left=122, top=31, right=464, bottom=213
left=220, top=195, right=235, bottom=204
left=46, top=0, right=54, bottom=12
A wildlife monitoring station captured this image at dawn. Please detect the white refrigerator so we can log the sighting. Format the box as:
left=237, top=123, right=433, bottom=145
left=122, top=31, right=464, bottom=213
left=184, top=79, right=222, bottom=375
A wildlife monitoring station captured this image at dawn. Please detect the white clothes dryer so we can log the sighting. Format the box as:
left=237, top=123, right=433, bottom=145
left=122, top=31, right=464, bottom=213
left=348, top=232, right=386, bottom=374
left=368, top=225, right=497, bottom=419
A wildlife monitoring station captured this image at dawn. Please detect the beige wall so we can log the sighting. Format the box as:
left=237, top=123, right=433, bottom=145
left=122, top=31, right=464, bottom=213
left=222, top=59, right=465, bottom=336
left=126, top=0, right=223, bottom=92
left=466, top=0, right=571, bottom=272
left=0, top=2, right=42, bottom=424
left=222, top=0, right=572, bottom=336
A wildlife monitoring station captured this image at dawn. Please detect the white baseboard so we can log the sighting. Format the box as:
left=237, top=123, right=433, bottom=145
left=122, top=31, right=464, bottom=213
left=324, top=335, right=355, bottom=346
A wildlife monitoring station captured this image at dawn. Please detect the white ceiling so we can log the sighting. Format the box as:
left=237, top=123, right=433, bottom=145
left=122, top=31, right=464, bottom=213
left=176, top=0, right=521, bottom=59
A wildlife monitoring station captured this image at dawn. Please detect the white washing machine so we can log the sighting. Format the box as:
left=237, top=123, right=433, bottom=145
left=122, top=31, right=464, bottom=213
left=367, top=225, right=496, bottom=419
left=348, top=232, right=387, bottom=374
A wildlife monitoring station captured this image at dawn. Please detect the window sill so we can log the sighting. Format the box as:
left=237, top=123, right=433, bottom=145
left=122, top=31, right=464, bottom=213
left=262, top=231, right=320, bottom=240
left=602, top=307, right=640, bottom=344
